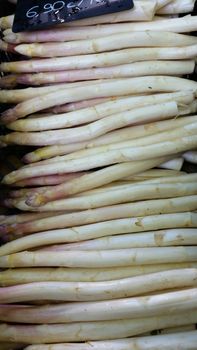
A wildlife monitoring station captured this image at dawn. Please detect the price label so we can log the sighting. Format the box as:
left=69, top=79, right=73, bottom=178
left=12, top=0, right=134, bottom=33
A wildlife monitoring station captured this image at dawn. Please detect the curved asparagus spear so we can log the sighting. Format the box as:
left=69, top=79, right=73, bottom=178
left=1, top=76, right=196, bottom=123
left=7, top=91, right=194, bottom=132
left=1, top=263, right=196, bottom=285
left=21, top=330, right=197, bottom=350
left=0, top=269, right=196, bottom=301
left=0, top=288, right=196, bottom=323
left=0, top=311, right=197, bottom=343
left=0, top=212, right=196, bottom=256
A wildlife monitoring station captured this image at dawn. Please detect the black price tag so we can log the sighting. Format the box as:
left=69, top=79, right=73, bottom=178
left=12, top=0, right=134, bottom=33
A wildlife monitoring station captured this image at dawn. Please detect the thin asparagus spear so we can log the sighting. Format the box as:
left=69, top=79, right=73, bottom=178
left=1, top=288, right=196, bottom=323
left=3, top=136, right=197, bottom=185
left=3, top=60, right=194, bottom=87
left=24, top=159, right=184, bottom=205
left=28, top=122, right=196, bottom=163
left=21, top=330, right=197, bottom=350
left=0, top=269, right=196, bottom=302
left=12, top=183, right=197, bottom=212
left=0, top=212, right=196, bottom=256
left=0, top=80, right=105, bottom=104
left=1, top=46, right=197, bottom=76
left=1, top=263, right=196, bottom=285
left=42, top=228, right=197, bottom=250
left=2, top=196, right=197, bottom=236
left=2, top=101, right=180, bottom=146
left=22, top=115, right=197, bottom=163
left=7, top=91, right=194, bottom=132
left=0, top=311, right=197, bottom=343
left=2, top=76, right=197, bottom=124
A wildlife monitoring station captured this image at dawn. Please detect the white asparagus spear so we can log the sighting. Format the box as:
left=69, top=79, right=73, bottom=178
left=3, top=195, right=197, bottom=236
left=21, top=330, right=197, bottom=350
left=0, top=79, right=106, bottom=104
left=4, top=60, right=194, bottom=87
left=3, top=137, right=197, bottom=184
left=7, top=91, right=194, bottom=132
left=2, top=101, right=180, bottom=146
left=1, top=246, right=197, bottom=269
left=2, top=46, right=197, bottom=76
left=6, top=172, right=193, bottom=202
left=0, top=269, right=196, bottom=302
left=0, top=311, right=197, bottom=343
left=4, top=16, right=197, bottom=44
left=1, top=288, right=197, bottom=323
left=125, top=169, right=187, bottom=179
left=23, top=115, right=197, bottom=162
left=1, top=263, right=197, bottom=285
left=29, top=122, right=196, bottom=164
left=25, top=158, right=172, bottom=205
left=43, top=228, right=197, bottom=251
left=2, top=76, right=197, bottom=124
left=14, top=31, right=197, bottom=58
left=14, top=182, right=197, bottom=212
left=0, top=212, right=196, bottom=256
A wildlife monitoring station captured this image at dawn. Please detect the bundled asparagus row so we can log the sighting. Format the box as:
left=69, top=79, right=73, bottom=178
left=0, top=0, right=197, bottom=348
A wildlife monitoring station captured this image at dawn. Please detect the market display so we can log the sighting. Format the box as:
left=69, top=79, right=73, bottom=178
left=0, top=0, right=197, bottom=349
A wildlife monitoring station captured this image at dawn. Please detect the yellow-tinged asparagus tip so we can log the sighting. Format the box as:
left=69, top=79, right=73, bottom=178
left=3, top=33, right=18, bottom=43
left=26, top=193, right=46, bottom=207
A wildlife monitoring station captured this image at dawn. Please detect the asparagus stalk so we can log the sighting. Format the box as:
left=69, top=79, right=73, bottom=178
left=21, top=330, right=197, bottom=350
left=1, top=76, right=196, bottom=123
left=0, top=269, right=196, bottom=302
left=3, top=60, right=194, bottom=87
left=22, top=115, right=197, bottom=162
left=2, top=195, right=197, bottom=236
left=2, top=101, right=180, bottom=146
left=1, top=288, right=197, bottom=323
left=1, top=263, right=196, bottom=285
left=7, top=91, right=194, bottom=132
left=42, top=228, right=197, bottom=250
left=0, top=212, right=196, bottom=256
left=0, top=311, right=196, bottom=343
left=12, top=183, right=197, bottom=212
left=1, top=46, right=197, bottom=77
left=3, top=136, right=197, bottom=185
left=28, top=122, right=196, bottom=164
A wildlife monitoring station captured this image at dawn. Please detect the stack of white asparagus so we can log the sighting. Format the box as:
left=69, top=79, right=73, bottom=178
left=0, top=0, right=197, bottom=349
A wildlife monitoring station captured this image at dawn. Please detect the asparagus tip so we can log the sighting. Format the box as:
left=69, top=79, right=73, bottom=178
left=26, top=193, right=46, bottom=207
